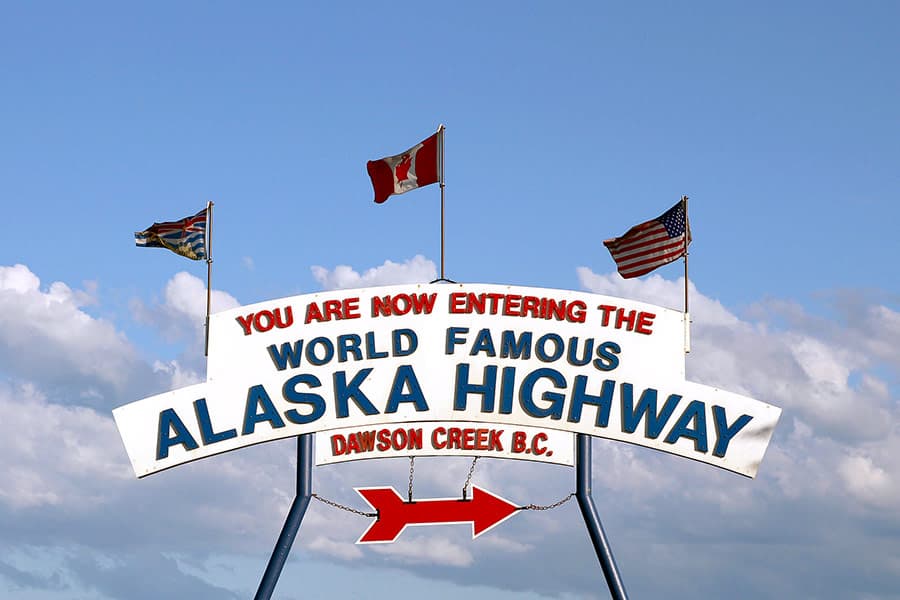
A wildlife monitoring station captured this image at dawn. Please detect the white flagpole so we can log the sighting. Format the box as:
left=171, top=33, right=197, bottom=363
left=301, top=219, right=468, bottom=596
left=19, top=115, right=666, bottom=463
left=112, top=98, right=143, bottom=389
left=204, top=200, right=214, bottom=357
left=438, top=124, right=446, bottom=281
left=682, top=195, right=690, bottom=354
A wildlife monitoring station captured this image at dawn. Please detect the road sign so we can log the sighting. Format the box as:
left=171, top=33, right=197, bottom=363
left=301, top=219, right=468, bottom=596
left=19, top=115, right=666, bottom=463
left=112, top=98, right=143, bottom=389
left=114, top=283, right=781, bottom=479
left=356, top=485, right=520, bottom=544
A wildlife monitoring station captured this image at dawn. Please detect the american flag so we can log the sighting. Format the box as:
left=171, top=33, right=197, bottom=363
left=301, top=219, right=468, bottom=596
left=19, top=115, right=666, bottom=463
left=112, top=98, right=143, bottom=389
left=603, top=200, right=690, bottom=279
left=135, top=208, right=208, bottom=260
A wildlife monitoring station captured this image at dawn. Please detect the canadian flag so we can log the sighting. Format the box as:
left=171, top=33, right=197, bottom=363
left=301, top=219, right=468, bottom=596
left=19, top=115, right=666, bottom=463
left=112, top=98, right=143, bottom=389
left=367, top=129, right=442, bottom=204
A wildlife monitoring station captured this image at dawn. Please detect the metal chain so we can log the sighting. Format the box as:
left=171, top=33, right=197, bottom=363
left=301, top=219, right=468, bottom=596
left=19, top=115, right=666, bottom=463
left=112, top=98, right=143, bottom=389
left=310, top=489, right=574, bottom=516
left=461, top=456, right=479, bottom=499
left=408, top=456, right=415, bottom=501
left=311, top=493, right=377, bottom=517
left=519, top=492, right=576, bottom=511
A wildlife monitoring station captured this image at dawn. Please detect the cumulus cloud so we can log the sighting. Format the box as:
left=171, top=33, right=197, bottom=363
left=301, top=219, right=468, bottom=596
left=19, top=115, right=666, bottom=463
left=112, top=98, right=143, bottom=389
left=307, top=535, right=363, bottom=561
left=129, top=271, right=241, bottom=379
left=151, top=359, right=204, bottom=389
left=839, top=454, right=893, bottom=508
left=576, top=267, right=896, bottom=442
left=311, top=255, right=437, bottom=290
left=0, top=264, right=146, bottom=404
left=132, top=271, right=240, bottom=342
left=0, top=382, right=130, bottom=510
left=65, top=550, right=240, bottom=600
left=2, top=261, right=899, bottom=599
left=0, top=265, right=286, bottom=540
left=576, top=267, right=900, bottom=512
left=371, top=535, right=474, bottom=567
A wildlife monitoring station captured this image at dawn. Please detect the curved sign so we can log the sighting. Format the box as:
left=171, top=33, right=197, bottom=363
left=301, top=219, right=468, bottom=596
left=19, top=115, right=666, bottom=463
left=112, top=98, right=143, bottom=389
left=113, top=283, right=781, bottom=478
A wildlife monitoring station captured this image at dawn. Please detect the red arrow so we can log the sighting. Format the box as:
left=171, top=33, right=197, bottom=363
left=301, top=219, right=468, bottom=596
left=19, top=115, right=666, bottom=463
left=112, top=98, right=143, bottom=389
left=355, top=485, right=520, bottom=544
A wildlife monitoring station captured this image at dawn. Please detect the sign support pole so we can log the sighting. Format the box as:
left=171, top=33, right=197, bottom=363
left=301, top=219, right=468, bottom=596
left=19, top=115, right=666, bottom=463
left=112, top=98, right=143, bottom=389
left=254, top=433, right=314, bottom=600
left=576, top=434, right=629, bottom=600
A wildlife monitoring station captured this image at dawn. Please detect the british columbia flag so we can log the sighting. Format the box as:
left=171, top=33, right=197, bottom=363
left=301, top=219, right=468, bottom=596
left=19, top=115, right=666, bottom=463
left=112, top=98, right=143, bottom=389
left=135, top=208, right=208, bottom=260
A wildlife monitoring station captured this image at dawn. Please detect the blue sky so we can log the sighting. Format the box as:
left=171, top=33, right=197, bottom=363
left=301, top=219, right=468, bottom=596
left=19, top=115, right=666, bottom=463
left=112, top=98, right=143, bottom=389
left=1, top=2, right=898, bottom=598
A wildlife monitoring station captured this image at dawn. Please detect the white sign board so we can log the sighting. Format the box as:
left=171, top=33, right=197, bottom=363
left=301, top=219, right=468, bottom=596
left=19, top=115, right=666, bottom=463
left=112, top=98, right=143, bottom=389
left=317, top=421, right=575, bottom=466
left=113, top=283, right=781, bottom=478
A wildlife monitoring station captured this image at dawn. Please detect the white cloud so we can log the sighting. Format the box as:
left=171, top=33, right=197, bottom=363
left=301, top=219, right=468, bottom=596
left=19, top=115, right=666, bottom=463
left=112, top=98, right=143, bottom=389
left=0, top=381, right=130, bottom=510
left=311, top=255, right=437, bottom=290
left=131, top=271, right=240, bottom=352
left=0, top=264, right=41, bottom=293
left=370, top=534, right=474, bottom=567
left=575, top=267, right=739, bottom=327
left=0, top=264, right=143, bottom=400
left=576, top=267, right=900, bottom=513
left=163, top=271, right=240, bottom=323
left=306, top=535, right=363, bottom=561
left=475, top=533, right=532, bottom=554
left=577, top=266, right=896, bottom=442
left=152, top=360, right=203, bottom=389
left=839, top=454, right=893, bottom=508
left=2, top=262, right=899, bottom=599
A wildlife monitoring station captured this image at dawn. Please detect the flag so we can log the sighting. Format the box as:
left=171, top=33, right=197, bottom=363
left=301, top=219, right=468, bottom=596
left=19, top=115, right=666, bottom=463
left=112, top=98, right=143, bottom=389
left=603, top=200, right=690, bottom=279
left=135, top=208, right=208, bottom=260
left=367, top=130, right=441, bottom=204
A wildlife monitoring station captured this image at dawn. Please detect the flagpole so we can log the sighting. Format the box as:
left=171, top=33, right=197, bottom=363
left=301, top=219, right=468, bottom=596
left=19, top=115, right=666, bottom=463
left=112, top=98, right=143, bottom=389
left=682, top=195, right=690, bottom=354
left=204, top=200, right=214, bottom=357
left=438, top=124, right=446, bottom=281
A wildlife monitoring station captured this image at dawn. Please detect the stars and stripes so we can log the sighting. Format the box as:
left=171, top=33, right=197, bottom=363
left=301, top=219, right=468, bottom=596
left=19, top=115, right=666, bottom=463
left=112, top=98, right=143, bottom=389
left=603, top=200, right=690, bottom=279
left=135, top=208, right=208, bottom=260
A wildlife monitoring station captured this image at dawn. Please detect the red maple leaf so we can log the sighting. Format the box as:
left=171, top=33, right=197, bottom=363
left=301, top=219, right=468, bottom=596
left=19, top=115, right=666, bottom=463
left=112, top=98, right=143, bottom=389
left=395, top=153, right=412, bottom=182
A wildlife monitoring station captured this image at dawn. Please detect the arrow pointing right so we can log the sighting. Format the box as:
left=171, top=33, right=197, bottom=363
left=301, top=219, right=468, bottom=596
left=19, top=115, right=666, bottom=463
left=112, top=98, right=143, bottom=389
left=355, top=486, right=521, bottom=544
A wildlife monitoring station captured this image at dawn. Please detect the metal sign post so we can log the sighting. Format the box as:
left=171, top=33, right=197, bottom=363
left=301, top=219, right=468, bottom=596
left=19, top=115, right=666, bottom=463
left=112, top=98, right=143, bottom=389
left=254, top=434, right=313, bottom=600
left=576, top=434, right=629, bottom=600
